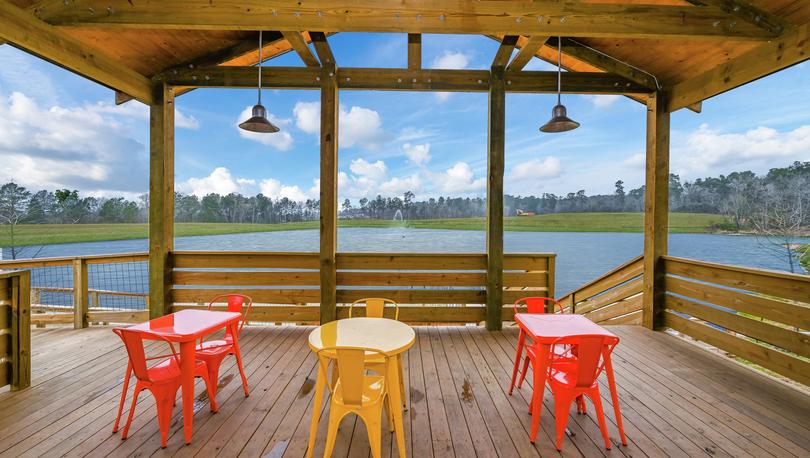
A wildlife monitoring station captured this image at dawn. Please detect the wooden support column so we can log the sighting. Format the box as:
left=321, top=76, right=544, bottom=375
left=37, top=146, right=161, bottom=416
left=148, top=83, right=175, bottom=319
left=319, top=63, right=339, bottom=324
left=408, top=34, right=421, bottom=69
left=642, top=91, right=670, bottom=329
left=72, top=258, right=88, bottom=329
left=486, top=66, right=506, bottom=330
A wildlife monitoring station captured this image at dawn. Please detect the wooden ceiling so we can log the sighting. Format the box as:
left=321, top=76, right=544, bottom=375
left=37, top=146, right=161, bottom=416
left=1, top=0, right=808, bottom=111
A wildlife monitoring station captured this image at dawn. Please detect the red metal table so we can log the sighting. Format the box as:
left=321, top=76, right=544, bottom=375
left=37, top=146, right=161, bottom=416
left=129, top=309, right=243, bottom=444
left=512, top=313, right=625, bottom=443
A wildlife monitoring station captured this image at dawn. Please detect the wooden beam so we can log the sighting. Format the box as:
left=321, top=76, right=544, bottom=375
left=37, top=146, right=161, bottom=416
left=319, top=63, right=338, bottom=325
left=148, top=83, right=175, bottom=319
left=642, top=91, right=670, bottom=330
left=282, top=31, right=321, bottom=67
left=408, top=33, right=421, bottom=70
left=506, top=36, right=548, bottom=71
left=159, top=66, right=650, bottom=94
left=486, top=66, right=506, bottom=331
left=668, top=22, right=809, bottom=112
left=115, top=91, right=134, bottom=105
left=0, top=1, right=152, bottom=103
left=310, top=32, right=335, bottom=66
left=72, top=258, right=88, bottom=329
left=688, top=0, right=784, bottom=35
left=550, top=38, right=657, bottom=90
left=492, top=35, right=518, bottom=68
left=37, top=1, right=776, bottom=40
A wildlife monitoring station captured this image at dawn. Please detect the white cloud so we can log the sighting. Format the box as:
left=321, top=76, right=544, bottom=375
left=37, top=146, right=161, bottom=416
left=89, top=100, right=199, bottom=130
left=623, top=153, right=646, bottom=169
left=380, top=175, right=421, bottom=195
left=581, top=94, right=621, bottom=109
left=402, top=143, right=431, bottom=166
left=349, top=158, right=387, bottom=181
left=436, top=162, right=486, bottom=194
left=259, top=178, right=310, bottom=202
left=431, top=51, right=470, bottom=102
left=0, top=91, right=149, bottom=195
left=431, top=51, right=470, bottom=69
left=509, top=157, right=563, bottom=181
left=338, top=158, right=423, bottom=198
left=675, top=123, right=810, bottom=176
left=236, top=106, right=294, bottom=150
left=293, top=101, right=320, bottom=134
left=396, top=127, right=433, bottom=142
left=292, top=102, right=388, bottom=150
left=182, top=167, right=256, bottom=197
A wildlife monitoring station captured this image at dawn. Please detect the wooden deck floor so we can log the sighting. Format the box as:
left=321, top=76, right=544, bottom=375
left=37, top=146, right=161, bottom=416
left=1, top=325, right=808, bottom=458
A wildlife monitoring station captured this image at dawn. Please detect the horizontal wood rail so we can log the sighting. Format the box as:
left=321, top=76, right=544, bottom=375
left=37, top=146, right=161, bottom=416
left=557, top=255, right=644, bottom=325
left=0, top=253, right=149, bottom=328
left=171, top=251, right=555, bottom=324
left=662, top=256, right=810, bottom=386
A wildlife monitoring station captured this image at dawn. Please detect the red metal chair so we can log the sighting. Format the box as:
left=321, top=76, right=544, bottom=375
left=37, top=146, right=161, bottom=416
left=111, top=327, right=217, bottom=448
left=509, top=297, right=568, bottom=394
left=546, top=334, right=627, bottom=451
left=195, top=294, right=253, bottom=398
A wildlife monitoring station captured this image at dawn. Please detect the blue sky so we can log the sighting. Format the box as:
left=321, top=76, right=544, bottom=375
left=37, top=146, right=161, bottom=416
left=0, top=33, right=808, bottom=202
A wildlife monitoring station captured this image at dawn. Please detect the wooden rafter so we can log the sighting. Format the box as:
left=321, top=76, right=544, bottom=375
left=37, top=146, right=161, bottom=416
left=408, top=34, right=421, bottom=70
left=0, top=1, right=152, bottom=103
left=548, top=38, right=657, bottom=90
left=282, top=31, right=321, bottom=67
left=158, top=66, right=650, bottom=95
left=506, top=36, right=548, bottom=71
left=492, top=36, right=518, bottom=68
left=668, top=22, right=810, bottom=111
left=310, top=32, right=335, bottom=65
left=687, top=0, right=785, bottom=35
left=34, top=0, right=777, bottom=40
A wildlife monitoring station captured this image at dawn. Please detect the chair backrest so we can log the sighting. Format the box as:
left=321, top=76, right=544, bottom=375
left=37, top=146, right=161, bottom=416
left=349, top=298, right=399, bottom=320
left=514, top=297, right=564, bottom=315
left=549, top=334, right=618, bottom=388
left=317, top=346, right=389, bottom=408
left=113, top=327, right=180, bottom=383
left=208, top=294, right=253, bottom=334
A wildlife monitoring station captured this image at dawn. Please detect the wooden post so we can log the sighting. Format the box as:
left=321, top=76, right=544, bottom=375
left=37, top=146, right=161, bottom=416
left=72, top=258, right=88, bottom=329
left=642, top=91, right=670, bottom=329
left=148, top=83, right=175, bottom=319
left=486, top=66, right=506, bottom=331
left=319, top=63, right=339, bottom=324
left=3, top=270, right=31, bottom=391
left=408, top=34, right=421, bottom=69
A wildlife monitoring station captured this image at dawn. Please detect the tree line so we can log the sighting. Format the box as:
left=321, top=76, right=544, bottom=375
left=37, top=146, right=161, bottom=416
left=1, top=161, right=808, bottom=228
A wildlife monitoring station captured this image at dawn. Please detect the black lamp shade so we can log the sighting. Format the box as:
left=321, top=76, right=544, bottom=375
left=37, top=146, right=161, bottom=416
left=539, top=104, right=580, bottom=133
left=239, top=104, right=279, bottom=133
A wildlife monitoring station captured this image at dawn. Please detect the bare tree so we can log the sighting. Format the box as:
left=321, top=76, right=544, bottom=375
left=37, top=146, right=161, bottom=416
left=0, top=182, right=42, bottom=260
left=753, top=176, right=809, bottom=273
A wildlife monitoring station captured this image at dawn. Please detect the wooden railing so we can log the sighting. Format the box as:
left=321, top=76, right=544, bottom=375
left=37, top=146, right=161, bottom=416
left=0, top=253, right=148, bottom=327
left=172, top=251, right=555, bottom=324
left=557, top=255, right=644, bottom=325
left=0, top=270, right=30, bottom=391
left=662, top=256, right=810, bottom=386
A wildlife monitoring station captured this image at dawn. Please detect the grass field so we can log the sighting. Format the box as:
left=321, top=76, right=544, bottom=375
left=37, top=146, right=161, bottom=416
left=0, top=212, right=729, bottom=248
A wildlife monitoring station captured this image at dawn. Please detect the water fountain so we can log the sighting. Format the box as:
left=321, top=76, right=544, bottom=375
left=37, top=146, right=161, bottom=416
left=392, top=209, right=404, bottom=222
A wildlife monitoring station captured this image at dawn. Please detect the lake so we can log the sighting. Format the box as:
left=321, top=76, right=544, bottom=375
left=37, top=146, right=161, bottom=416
left=3, top=228, right=807, bottom=296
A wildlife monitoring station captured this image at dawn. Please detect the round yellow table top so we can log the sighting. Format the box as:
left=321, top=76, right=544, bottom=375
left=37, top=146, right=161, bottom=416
left=308, top=317, right=416, bottom=355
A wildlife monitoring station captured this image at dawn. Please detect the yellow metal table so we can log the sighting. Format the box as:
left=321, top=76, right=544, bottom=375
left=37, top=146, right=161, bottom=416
left=307, top=317, right=415, bottom=458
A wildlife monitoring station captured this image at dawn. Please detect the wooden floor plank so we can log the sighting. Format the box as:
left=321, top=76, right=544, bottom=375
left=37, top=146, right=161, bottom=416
left=1, top=325, right=808, bottom=458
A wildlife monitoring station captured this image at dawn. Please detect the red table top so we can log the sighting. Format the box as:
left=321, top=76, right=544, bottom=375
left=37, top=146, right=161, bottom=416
left=129, top=309, right=241, bottom=342
left=515, top=313, right=616, bottom=343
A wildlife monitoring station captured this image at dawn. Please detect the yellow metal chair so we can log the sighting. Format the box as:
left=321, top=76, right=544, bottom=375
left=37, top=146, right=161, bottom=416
left=317, top=346, right=395, bottom=458
left=349, top=298, right=407, bottom=410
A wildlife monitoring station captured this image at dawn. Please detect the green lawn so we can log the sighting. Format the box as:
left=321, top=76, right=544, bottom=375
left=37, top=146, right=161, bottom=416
left=0, top=212, right=729, bottom=247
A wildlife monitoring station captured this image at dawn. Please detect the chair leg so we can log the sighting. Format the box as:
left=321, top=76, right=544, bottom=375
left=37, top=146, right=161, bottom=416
left=362, top=410, right=383, bottom=458
left=113, top=363, right=132, bottom=433
left=517, top=355, right=531, bottom=389
left=156, top=395, right=174, bottom=448
left=398, top=359, right=407, bottom=411
left=383, top=395, right=395, bottom=433
left=589, top=389, right=612, bottom=449
left=553, top=393, right=573, bottom=451
left=121, top=385, right=142, bottom=440
left=200, top=368, right=218, bottom=413
left=233, top=349, right=249, bottom=397
left=323, top=407, right=346, bottom=458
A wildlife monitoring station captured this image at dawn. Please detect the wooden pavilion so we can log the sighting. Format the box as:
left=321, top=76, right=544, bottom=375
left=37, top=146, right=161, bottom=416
left=0, top=1, right=809, bottom=457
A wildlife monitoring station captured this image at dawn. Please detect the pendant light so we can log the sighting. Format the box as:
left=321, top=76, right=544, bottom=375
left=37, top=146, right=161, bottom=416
left=539, top=37, right=580, bottom=133
left=239, top=30, right=280, bottom=133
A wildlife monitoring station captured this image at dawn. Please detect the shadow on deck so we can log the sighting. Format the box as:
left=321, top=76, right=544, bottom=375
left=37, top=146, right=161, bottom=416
left=0, top=325, right=808, bottom=457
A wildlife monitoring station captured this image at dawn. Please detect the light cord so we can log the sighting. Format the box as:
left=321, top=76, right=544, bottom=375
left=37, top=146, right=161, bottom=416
left=258, top=30, right=263, bottom=105
left=556, top=36, right=561, bottom=105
